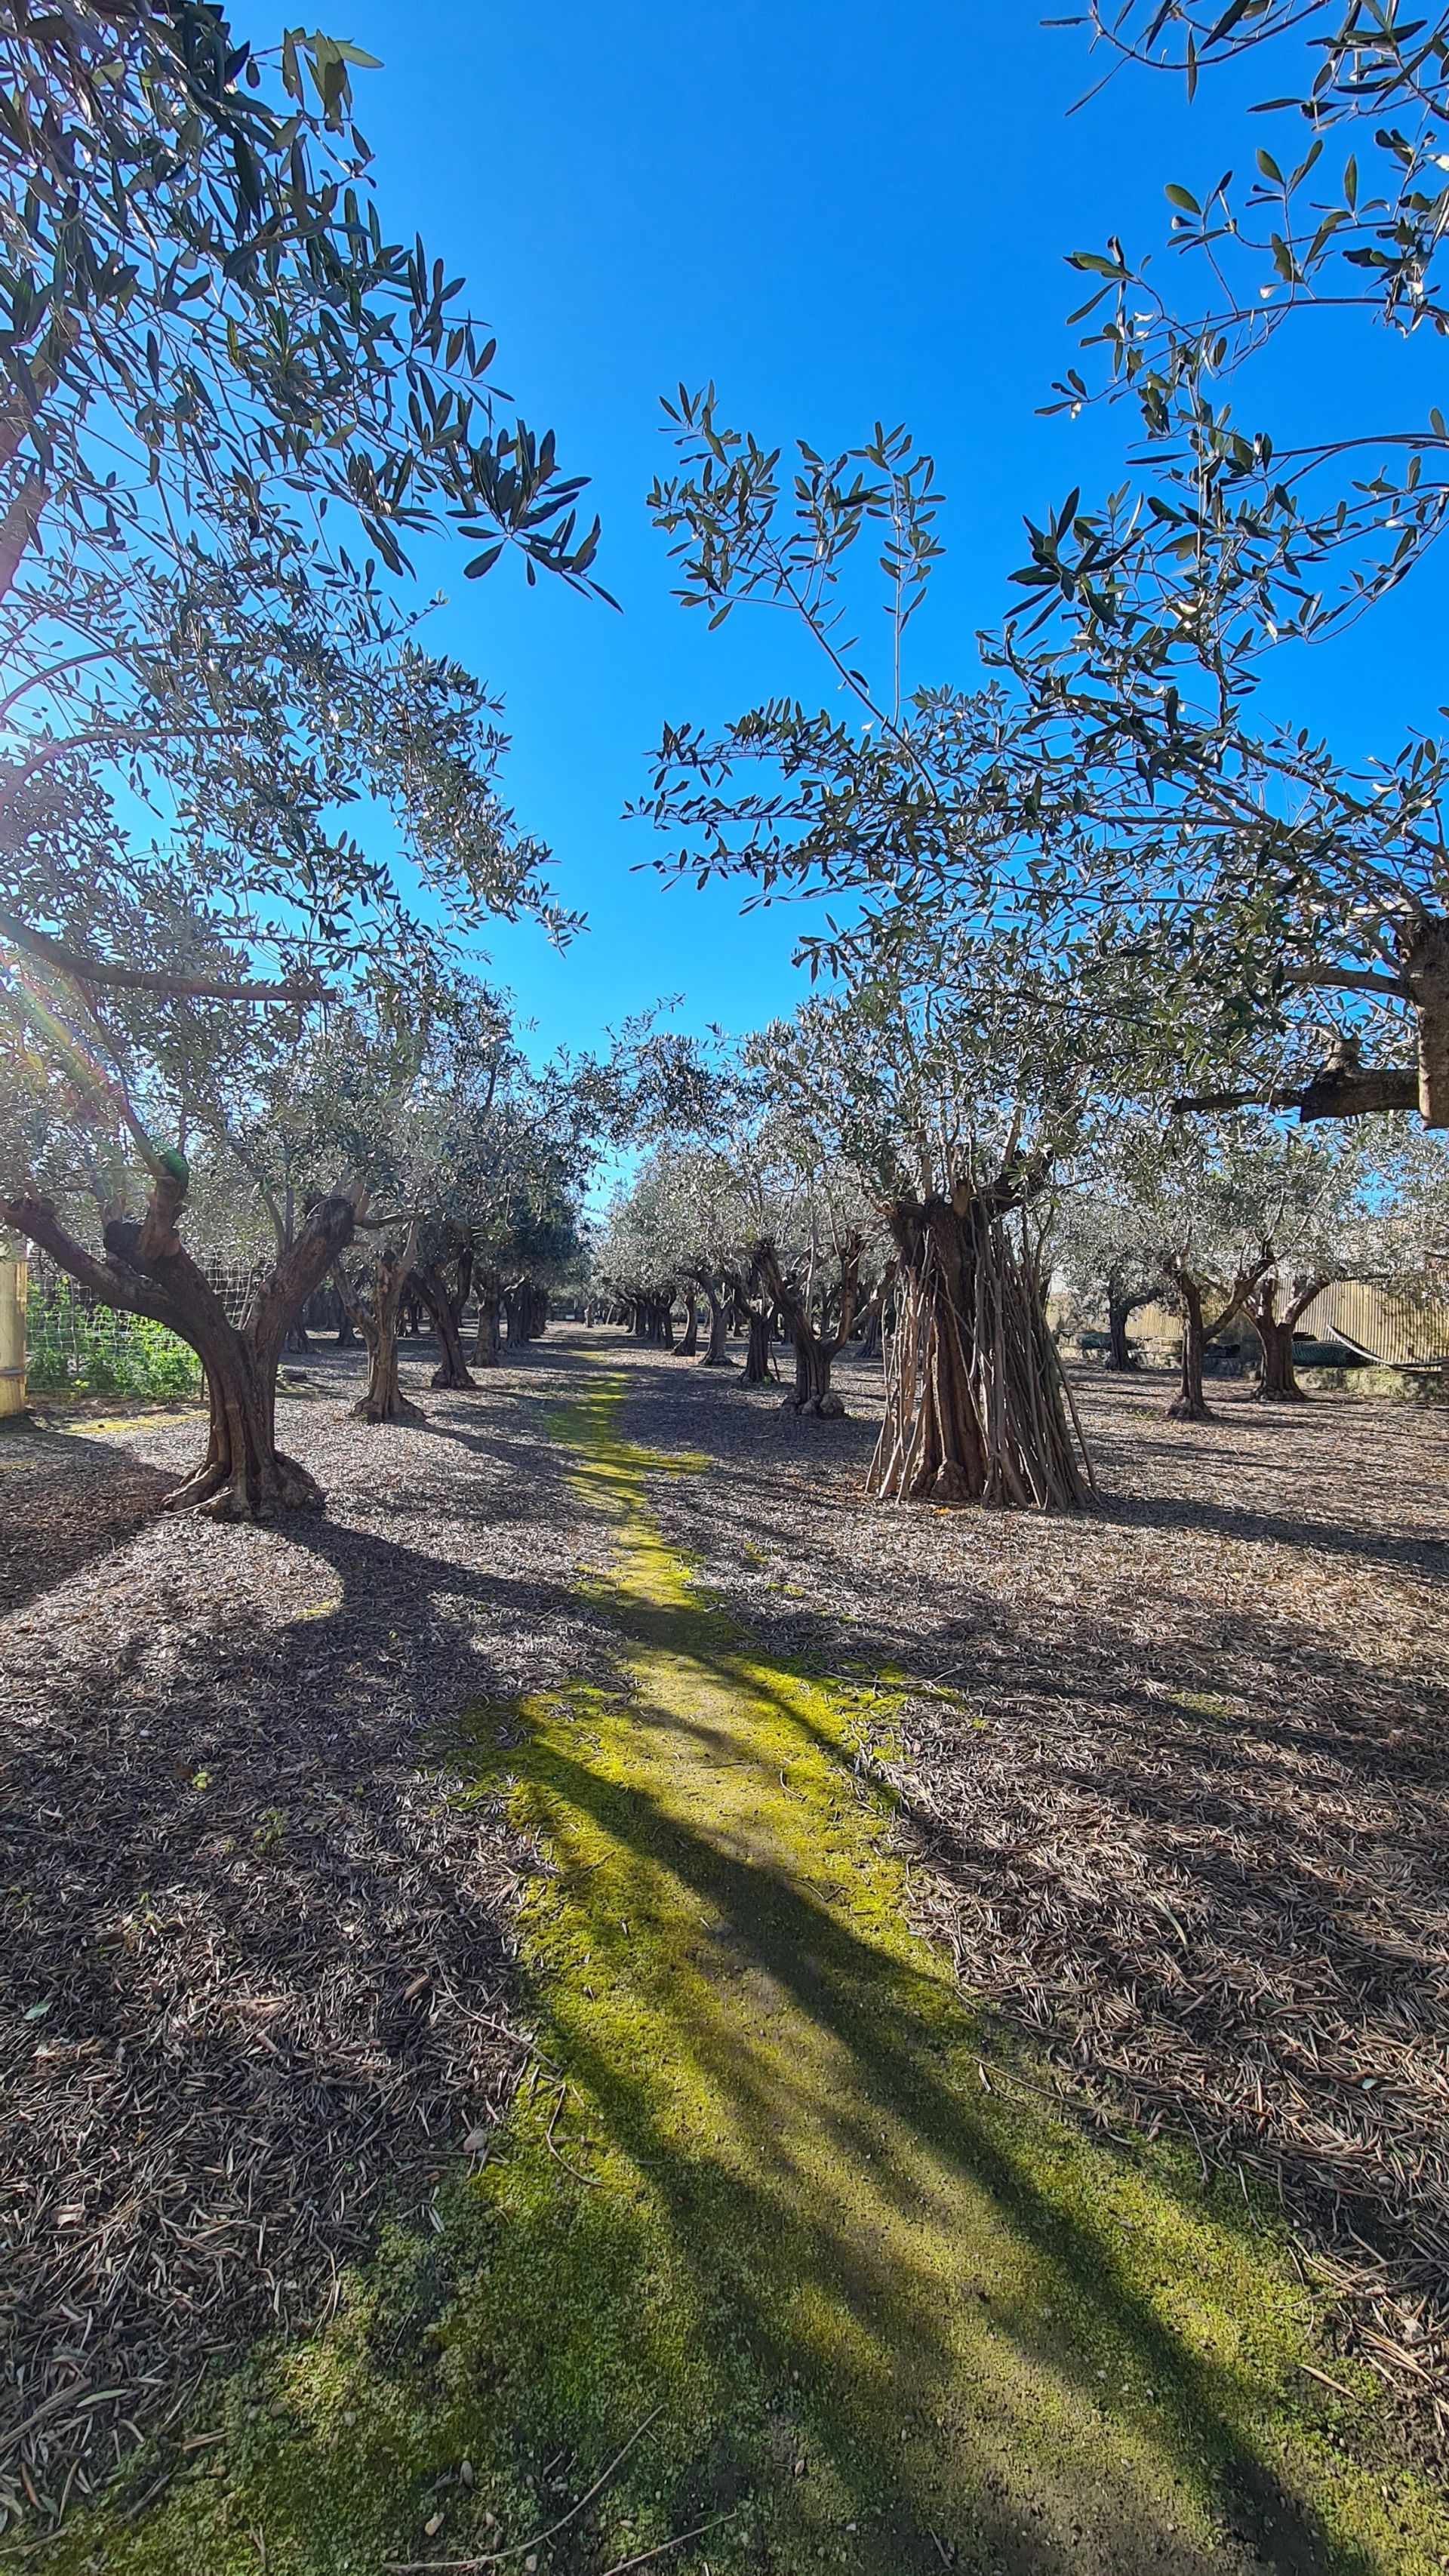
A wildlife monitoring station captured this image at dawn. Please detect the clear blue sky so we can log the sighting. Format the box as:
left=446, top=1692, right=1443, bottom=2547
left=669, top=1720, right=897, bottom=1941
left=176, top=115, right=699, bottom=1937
left=272, top=2, right=1441, bottom=1059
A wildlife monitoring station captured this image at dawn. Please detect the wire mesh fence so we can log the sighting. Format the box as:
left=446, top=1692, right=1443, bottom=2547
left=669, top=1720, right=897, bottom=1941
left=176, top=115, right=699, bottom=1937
left=22, top=1253, right=257, bottom=1401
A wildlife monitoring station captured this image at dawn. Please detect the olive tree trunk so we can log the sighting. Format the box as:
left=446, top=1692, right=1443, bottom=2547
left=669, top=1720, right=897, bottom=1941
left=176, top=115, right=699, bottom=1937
left=337, top=1226, right=425, bottom=1426
left=689, top=1271, right=734, bottom=1366
left=1401, top=915, right=1449, bottom=1127
left=6, top=1163, right=362, bottom=1519
left=1168, top=1273, right=1211, bottom=1422
left=755, top=1235, right=892, bottom=1419
left=416, top=1256, right=477, bottom=1391
left=867, top=1183, right=1091, bottom=1511
left=1247, top=1273, right=1328, bottom=1403
left=474, top=1268, right=503, bottom=1365
left=1164, top=1245, right=1272, bottom=1422
left=741, top=1303, right=777, bottom=1387
left=1106, top=1263, right=1158, bottom=1371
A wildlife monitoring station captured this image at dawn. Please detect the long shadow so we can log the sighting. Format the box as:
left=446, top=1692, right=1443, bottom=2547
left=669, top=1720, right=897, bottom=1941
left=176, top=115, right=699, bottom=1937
left=1103, top=1488, right=1447, bottom=1580
left=465, top=1667, right=1368, bottom=2576
left=0, top=1402, right=601, bottom=2516
left=0, top=1426, right=184, bottom=1618
left=460, top=1371, right=1383, bottom=2569
left=8, top=1332, right=1420, bottom=2560
left=614, top=1337, right=1449, bottom=1566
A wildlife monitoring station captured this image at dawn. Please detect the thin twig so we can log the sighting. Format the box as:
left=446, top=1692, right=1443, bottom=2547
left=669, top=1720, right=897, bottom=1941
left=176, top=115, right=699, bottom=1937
left=381, top=2405, right=664, bottom=2571
left=544, top=2082, right=601, bottom=2187
left=0, top=2384, right=128, bottom=2460
left=598, top=2511, right=737, bottom=2574
left=1297, top=2362, right=1356, bottom=2399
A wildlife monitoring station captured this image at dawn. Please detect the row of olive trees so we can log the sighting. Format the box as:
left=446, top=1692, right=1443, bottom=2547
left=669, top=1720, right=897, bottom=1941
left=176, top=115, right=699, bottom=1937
left=598, top=977, right=1449, bottom=1503
left=617, top=6, right=1449, bottom=1511
left=1052, top=1116, right=1447, bottom=1419
left=595, top=948, right=1100, bottom=1510
left=4, top=958, right=591, bottom=1494
left=0, top=0, right=604, bottom=1519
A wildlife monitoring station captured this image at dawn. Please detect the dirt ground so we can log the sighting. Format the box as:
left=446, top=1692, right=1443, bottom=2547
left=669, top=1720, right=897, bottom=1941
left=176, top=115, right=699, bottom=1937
left=0, top=1343, right=607, bottom=2532
left=635, top=1339, right=1449, bottom=2464
left=2, top=1328, right=1447, bottom=2536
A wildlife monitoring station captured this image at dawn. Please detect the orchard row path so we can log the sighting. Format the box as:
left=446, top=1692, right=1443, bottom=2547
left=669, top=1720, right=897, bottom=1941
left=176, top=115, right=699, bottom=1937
left=9, top=1330, right=1449, bottom=2574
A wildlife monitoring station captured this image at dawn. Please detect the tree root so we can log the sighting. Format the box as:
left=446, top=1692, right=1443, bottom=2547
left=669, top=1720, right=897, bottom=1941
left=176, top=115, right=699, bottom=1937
left=352, top=1393, right=426, bottom=1426
left=165, top=1449, right=325, bottom=1521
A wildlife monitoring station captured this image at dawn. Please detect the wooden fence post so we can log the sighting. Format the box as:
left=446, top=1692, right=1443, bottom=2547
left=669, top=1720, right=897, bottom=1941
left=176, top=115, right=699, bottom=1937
left=0, top=1254, right=26, bottom=1419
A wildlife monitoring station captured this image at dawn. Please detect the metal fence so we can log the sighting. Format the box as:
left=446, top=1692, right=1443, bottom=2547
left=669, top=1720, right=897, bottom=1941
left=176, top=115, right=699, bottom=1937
left=21, top=1251, right=257, bottom=1400
left=1299, top=1280, right=1449, bottom=1371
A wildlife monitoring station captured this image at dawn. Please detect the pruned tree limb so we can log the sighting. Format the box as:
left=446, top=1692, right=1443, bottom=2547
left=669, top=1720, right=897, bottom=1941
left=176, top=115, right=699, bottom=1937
left=1172, top=1066, right=1420, bottom=1123
left=0, top=907, right=323, bottom=1006
left=2, top=1188, right=180, bottom=1329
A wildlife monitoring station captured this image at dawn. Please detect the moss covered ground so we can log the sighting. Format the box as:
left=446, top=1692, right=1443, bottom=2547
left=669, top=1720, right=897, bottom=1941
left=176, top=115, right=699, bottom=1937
left=49, top=1360, right=1449, bottom=2574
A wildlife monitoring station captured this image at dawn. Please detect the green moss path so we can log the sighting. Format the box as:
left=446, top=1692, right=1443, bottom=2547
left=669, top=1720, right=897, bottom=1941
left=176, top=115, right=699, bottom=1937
left=65, top=1357, right=1449, bottom=2575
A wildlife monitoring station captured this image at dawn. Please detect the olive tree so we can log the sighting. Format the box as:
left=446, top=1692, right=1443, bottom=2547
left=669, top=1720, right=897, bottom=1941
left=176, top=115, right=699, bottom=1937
left=749, top=944, right=1094, bottom=1509
left=0, top=5, right=600, bottom=1516
left=992, top=0, right=1449, bottom=1128
left=639, top=0, right=1449, bottom=1139
left=1074, top=1116, right=1375, bottom=1418
left=1050, top=1123, right=1171, bottom=1371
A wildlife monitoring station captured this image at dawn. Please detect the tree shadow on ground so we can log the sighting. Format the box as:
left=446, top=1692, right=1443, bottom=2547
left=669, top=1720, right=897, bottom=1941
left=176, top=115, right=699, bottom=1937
left=593, top=1338, right=1449, bottom=2491
left=0, top=1425, right=183, bottom=1617
left=427, top=1577, right=1379, bottom=2576
left=0, top=1379, right=602, bottom=2526
left=1100, top=1488, right=1447, bottom=1580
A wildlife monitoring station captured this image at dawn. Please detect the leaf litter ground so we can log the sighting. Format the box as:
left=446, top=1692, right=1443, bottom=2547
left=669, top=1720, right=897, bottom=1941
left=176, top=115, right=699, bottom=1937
left=2, top=1331, right=1447, bottom=2571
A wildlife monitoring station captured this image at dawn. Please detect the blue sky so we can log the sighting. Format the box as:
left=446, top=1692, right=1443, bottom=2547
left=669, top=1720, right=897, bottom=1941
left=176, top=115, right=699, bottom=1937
left=275, top=1, right=1442, bottom=1060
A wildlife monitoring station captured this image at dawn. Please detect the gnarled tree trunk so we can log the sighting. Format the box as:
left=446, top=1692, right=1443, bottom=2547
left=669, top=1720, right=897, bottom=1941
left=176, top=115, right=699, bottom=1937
left=755, top=1235, right=892, bottom=1419
left=1247, top=1273, right=1328, bottom=1403
left=474, top=1268, right=503, bottom=1365
left=337, top=1226, right=425, bottom=1426
left=1168, top=1273, right=1212, bottom=1422
left=741, top=1300, right=777, bottom=1387
left=626, top=1291, right=675, bottom=1346
left=416, top=1256, right=477, bottom=1392
left=1106, top=1264, right=1156, bottom=1371
left=1164, top=1245, right=1272, bottom=1423
left=6, top=1163, right=362, bottom=1519
left=690, top=1271, right=734, bottom=1366
left=1401, top=915, right=1449, bottom=1128
left=675, top=1295, right=700, bottom=1356
left=505, top=1282, right=527, bottom=1346
left=867, top=1183, right=1091, bottom=1511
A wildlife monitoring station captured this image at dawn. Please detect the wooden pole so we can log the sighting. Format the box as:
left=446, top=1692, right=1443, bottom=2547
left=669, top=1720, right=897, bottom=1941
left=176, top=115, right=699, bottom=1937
left=0, top=1255, right=27, bottom=1417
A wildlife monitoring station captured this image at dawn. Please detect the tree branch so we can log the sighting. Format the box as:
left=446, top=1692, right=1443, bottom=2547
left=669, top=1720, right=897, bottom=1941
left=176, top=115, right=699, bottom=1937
left=0, top=907, right=324, bottom=1005
left=1281, top=965, right=1406, bottom=999
left=1172, top=1066, right=1420, bottom=1122
left=2, top=1189, right=180, bottom=1328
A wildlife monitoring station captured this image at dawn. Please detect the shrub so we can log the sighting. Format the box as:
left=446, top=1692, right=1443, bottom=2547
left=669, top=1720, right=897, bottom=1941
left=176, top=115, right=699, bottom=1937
left=25, top=1285, right=202, bottom=1401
